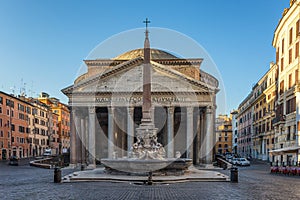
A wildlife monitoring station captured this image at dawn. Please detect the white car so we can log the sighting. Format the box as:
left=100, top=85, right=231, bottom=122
left=237, top=158, right=250, bottom=166
left=43, top=149, right=52, bottom=156
left=227, top=156, right=233, bottom=163
left=232, top=158, right=238, bottom=165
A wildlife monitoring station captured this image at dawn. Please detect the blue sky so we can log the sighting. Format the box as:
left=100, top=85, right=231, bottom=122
left=0, top=0, right=289, bottom=114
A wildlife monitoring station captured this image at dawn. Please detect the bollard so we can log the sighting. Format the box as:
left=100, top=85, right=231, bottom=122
left=54, top=167, right=61, bottom=183
left=217, top=159, right=221, bottom=167
left=230, top=167, right=238, bottom=182
left=147, top=172, right=153, bottom=185
left=223, top=162, right=227, bottom=170
left=81, top=164, right=85, bottom=171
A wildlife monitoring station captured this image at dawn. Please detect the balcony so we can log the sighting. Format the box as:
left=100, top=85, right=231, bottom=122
left=265, top=110, right=275, bottom=118
left=258, top=132, right=265, bottom=138
left=272, top=115, right=285, bottom=125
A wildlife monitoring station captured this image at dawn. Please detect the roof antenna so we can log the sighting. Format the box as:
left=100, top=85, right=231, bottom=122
left=10, top=85, right=16, bottom=96
left=19, top=78, right=27, bottom=97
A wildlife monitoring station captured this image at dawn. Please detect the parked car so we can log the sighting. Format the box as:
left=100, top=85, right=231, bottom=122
left=232, top=158, right=238, bottom=165
left=237, top=158, right=250, bottom=166
left=226, top=156, right=233, bottom=163
left=43, top=149, right=52, bottom=157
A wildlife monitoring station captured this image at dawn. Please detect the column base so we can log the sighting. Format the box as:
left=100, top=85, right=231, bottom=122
left=68, top=164, right=77, bottom=169
left=198, top=164, right=215, bottom=169
left=86, top=164, right=96, bottom=170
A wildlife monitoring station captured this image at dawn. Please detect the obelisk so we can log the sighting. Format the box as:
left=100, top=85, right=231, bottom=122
left=142, top=18, right=152, bottom=123
left=131, top=18, right=165, bottom=160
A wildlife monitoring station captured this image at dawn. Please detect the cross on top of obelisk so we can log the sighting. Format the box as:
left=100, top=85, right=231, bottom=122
left=143, top=18, right=151, bottom=29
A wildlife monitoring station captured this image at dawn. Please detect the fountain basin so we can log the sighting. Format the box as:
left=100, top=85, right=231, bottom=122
left=101, top=158, right=192, bottom=174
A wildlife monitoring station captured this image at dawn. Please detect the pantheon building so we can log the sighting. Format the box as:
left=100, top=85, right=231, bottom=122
left=62, top=46, right=219, bottom=167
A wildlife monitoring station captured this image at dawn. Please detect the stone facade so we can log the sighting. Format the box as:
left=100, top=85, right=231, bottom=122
left=62, top=48, right=219, bottom=167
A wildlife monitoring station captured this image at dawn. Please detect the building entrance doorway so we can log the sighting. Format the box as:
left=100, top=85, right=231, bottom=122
left=2, top=149, right=7, bottom=160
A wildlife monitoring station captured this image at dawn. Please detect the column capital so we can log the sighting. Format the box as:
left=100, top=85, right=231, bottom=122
left=71, top=108, right=78, bottom=119
left=206, top=105, right=214, bottom=114
left=186, top=106, right=194, bottom=115
left=88, top=106, right=96, bottom=114
left=127, top=106, right=134, bottom=115
left=70, top=108, right=76, bottom=114
left=108, top=106, right=115, bottom=114
left=73, top=107, right=87, bottom=118
left=167, top=106, right=174, bottom=114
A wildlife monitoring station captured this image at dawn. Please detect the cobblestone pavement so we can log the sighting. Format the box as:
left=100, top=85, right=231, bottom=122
left=1, top=161, right=300, bottom=200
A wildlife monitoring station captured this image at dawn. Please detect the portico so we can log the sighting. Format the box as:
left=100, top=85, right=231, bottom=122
left=63, top=48, right=219, bottom=167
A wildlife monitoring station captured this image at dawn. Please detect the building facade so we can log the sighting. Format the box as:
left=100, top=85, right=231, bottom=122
left=236, top=64, right=277, bottom=161
left=235, top=1, right=300, bottom=164
left=271, top=0, right=300, bottom=165
left=0, top=92, right=32, bottom=160
left=237, top=92, right=254, bottom=158
left=0, top=91, right=70, bottom=160
left=62, top=47, right=219, bottom=167
left=25, top=98, right=50, bottom=157
left=252, top=63, right=277, bottom=161
left=215, top=114, right=232, bottom=155
left=38, top=92, right=70, bottom=154
left=50, top=112, right=60, bottom=155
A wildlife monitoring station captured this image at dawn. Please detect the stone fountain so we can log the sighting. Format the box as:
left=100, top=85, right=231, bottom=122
left=101, top=19, right=192, bottom=175
left=62, top=20, right=229, bottom=184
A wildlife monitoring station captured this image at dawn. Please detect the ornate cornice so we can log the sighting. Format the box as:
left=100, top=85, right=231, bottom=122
left=62, top=57, right=219, bottom=95
left=153, top=58, right=203, bottom=66
left=84, top=59, right=126, bottom=67
left=199, top=70, right=219, bottom=88
left=290, top=0, right=296, bottom=7
left=84, top=58, right=203, bottom=67
left=69, top=91, right=212, bottom=96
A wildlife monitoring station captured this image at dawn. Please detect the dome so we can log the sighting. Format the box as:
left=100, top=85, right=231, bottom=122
left=114, top=48, right=178, bottom=60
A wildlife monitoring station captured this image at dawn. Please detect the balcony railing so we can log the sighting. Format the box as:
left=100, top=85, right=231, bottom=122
left=272, top=115, right=285, bottom=125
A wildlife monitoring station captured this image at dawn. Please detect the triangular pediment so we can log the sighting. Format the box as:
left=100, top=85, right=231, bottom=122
left=62, top=57, right=217, bottom=95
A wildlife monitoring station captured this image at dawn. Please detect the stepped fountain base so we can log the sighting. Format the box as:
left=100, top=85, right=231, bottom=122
left=62, top=165, right=229, bottom=183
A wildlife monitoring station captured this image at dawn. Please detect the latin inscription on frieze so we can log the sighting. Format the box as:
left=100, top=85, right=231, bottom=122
left=95, top=96, right=186, bottom=103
